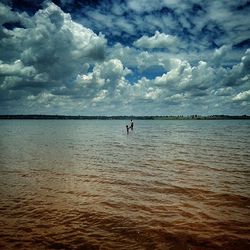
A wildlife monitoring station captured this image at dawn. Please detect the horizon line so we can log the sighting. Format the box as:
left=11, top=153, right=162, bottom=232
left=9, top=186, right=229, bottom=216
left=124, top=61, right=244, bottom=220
left=0, top=114, right=249, bottom=120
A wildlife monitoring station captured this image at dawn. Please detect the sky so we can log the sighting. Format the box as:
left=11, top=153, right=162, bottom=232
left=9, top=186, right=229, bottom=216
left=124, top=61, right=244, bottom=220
left=0, top=0, right=249, bottom=115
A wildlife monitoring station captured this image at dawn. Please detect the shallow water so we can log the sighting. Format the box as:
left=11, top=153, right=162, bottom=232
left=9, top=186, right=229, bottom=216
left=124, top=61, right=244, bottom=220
left=0, top=120, right=250, bottom=249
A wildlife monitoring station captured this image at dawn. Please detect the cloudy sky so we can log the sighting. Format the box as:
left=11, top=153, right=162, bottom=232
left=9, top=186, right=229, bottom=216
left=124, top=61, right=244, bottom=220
left=0, top=0, right=249, bottom=115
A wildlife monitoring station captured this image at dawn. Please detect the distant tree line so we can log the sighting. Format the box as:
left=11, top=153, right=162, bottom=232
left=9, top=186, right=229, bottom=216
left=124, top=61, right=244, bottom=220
left=0, top=115, right=249, bottom=120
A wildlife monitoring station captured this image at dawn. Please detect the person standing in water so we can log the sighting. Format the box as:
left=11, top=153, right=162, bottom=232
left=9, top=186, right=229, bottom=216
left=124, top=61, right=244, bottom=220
left=126, top=125, right=129, bottom=134
left=130, top=120, right=134, bottom=131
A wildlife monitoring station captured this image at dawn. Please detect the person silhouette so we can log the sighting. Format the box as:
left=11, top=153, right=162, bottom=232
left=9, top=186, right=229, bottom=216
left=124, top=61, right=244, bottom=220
left=130, top=120, right=134, bottom=130
left=126, top=125, right=129, bottom=134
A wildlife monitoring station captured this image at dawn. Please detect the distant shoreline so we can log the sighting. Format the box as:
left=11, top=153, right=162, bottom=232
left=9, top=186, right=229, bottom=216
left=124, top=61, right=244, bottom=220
left=0, top=115, right=249, bottom=120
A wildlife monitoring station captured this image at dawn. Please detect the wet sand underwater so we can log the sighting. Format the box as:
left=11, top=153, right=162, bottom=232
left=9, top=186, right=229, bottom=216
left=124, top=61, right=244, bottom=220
left=0, top=120, right=250, bottom=249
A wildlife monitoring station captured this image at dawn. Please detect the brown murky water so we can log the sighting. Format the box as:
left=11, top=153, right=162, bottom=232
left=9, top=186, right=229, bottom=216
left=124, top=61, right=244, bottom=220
left=0, top=120, right=250, bottom=249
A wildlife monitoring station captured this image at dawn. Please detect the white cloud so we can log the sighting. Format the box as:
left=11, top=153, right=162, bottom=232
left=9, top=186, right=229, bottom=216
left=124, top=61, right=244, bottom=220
left=0, top=2, right=106, bottom=89
left=0, top=2, right=18, bottom=25
left=134, top=31, right=178, bottom=49
left=109, top=46, right=171, bottom=78
left=153, top=59, right=214, bottom=96
left=213, top=87, right=233, bottom=96
left=233, top=90, right=250, bottom=101
left=223, top=48, right=250, bottom=86
left=0, top=0, right=249, bottom=115
left=0, top=60, right=36, bottom=78
left=72, top=58, right=131, bottom=108
left=77, top=59, right=130, bottom=88
left=213, top=45, right=232, bottom=66
left=127, top=0, right=165, bottom=13
left=92, top=89, right=108, bottom=103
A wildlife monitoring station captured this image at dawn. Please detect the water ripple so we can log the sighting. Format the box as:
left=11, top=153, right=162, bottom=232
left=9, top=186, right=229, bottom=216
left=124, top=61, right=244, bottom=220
left=0, top=120, right=250, bottom=249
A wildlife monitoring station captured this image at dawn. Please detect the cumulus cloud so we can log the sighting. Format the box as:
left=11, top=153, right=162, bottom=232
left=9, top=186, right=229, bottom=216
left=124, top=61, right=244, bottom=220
left=0, top=0, right=249, bottom=115
left=0, top=2, right=17, bottom=25
left=71, top=58, right=131, bottom=111
left=76, top=59, right=130, bottom=88
left=108, top=44, right=173, bottom=75
left=153, top=59, right=214, bottom=95
left=0, top=2, right=107, bottom=109
left=223, top=48, right=250, bottom=87
left=233, top=90, right=250, bottom=101
left=1, top=2, right=106, bottom=73
left=213, top=45, right=232, bottom=66
left=134, top=31, right=178, bottom=49
left=0, top=60, right=36, bottom=78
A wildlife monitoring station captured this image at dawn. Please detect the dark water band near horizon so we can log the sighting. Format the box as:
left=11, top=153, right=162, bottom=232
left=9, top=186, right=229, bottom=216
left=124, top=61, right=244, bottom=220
left=0, top=120, right=249, bottom=249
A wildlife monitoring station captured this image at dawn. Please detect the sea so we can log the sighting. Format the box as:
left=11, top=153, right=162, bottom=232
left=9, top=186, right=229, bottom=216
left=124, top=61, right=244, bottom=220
left=0, top=119, right=249, bottom=249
